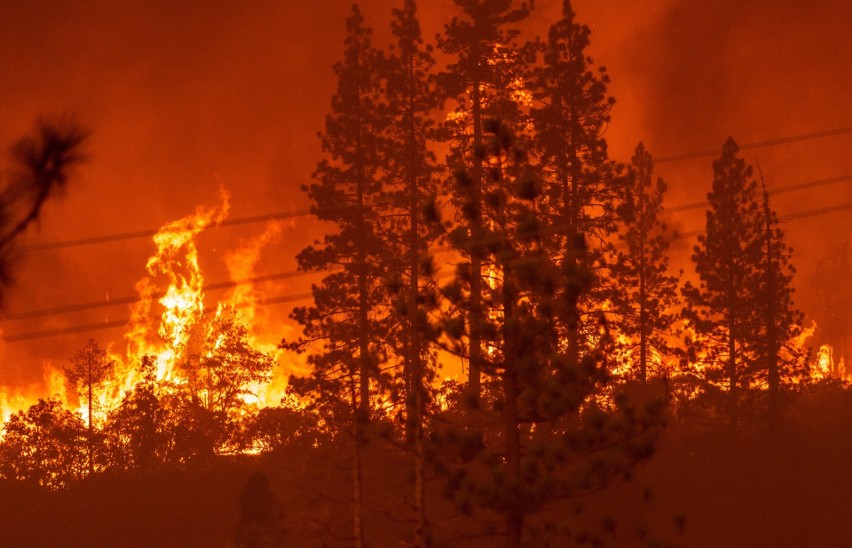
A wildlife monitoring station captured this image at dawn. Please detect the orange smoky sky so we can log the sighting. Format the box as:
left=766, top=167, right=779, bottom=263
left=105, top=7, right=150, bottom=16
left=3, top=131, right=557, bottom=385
left=0, top=0, right=850, bottom=387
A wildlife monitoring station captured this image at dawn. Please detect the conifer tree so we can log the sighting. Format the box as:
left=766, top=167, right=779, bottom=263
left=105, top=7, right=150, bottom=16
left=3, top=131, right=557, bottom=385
left=437, top=118, right=556, bottom=547
left=528, top=0, right=618, bottom=369
left=381, top=1, right=442, bottom=544
left=284, top=6, right=392, bottom=547
left=65, top=339, right=114, bottom=475
left=383, top=0, right=439, bottom=440
left=682, top=138, right=803, bottom=421
left=756, top=168, right=805, bottom=418
left=435, top=120, right=663, bottom=547
left=683, top=138, right=763, bottom=422
left=0, top=116, right=88, bottom=301
left=611, top=144, right=679, bottom=382
left=437, top=0, right=533, bottom=406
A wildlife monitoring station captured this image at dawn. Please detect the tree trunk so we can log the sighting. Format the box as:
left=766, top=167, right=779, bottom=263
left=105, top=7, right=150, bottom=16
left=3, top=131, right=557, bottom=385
left=354, top=51, right=371, bottom=422
left=404, top=45, right=420, bottom=444
left=638, top=166, right=648, bottom=383
left=728, top=320, right=737, bottom=428
left=87, top=370, right=93, bottom=476
left=353, top=436, right=366, bottom=548
left=564, top=101, right=582, bottom=371
left=502, top=266, right=523, bottom=548
left=727, top=265, right=738, bottom=429
left=358, top=251, right=370, bottom=419
left=467, top=71, right=483, bottom=409
left=763, top=186, right=779, bottom=423
left=404, top=44, right=428, bottom=547
left=350, top=373, right=366, bottom=548
left=413, top=412, right=427, bottom=548
left=353, top=41, right=368, bottom=548
left=724, top=186, right=738, bottom=429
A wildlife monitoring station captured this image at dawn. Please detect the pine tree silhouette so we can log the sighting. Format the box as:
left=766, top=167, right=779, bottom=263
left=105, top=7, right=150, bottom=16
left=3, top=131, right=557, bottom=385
left=65, top=339, right=114, bottom=475
left=528, top=0, right=618, bottom=371
left=682, top=138, right=804, bottom=424
left=610, top=144, right=680, bottom=382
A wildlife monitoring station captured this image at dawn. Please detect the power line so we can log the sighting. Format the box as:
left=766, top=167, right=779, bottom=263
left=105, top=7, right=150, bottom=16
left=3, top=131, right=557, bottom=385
left=665, top=202, right=852, bottom=242
left=662, top=174, right=852, bottom=215
left=18, top=125, right=852, bottom=254
left=4, top=199, right=852, bottom=343
left=5, top=188, right=852, bottom=326
left=21, top=167, right=846, bottom=257
left=19, top=210, right=313, bottom=253
left=655, top=125, right=852, bottom=164
left=2, top=319, right=128, bottom=342
left=2, top=292, right=316, bottom=343
left=20, top=196, right=416, bottom=253
left=3, top=222, right=608, bottom=323
left=2, top=270, right=324, bottom=322
left=784, top=200, right=852, bottom=221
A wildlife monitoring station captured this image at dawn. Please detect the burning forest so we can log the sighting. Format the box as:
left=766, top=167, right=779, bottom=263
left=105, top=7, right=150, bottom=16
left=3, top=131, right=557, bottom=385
left=0, top=0, right=851, bottom=546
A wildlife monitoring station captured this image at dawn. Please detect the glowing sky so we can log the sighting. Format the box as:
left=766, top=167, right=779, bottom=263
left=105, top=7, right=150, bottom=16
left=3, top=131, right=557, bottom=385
left=0, top=0, right=850, bottom=386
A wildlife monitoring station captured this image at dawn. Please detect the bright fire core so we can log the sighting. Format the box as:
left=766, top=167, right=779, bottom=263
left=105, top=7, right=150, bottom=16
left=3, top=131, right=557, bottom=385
left=0, top=188, right=300, bottom=436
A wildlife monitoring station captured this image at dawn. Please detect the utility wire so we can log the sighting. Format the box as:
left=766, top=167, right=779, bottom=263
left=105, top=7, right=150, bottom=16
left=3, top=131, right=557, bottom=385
left=2, top=292, right=316, bottom=343
left=6, top=186, right=852, bottom=326
left=23, top=168, right=849, bottom=256
left=19, top=210, right=313, bottom=253
left=4, top=200, right=852, bottom=343
left=8, top=171, right=849, bottom=322
left=661, top=174, right=852, bottom=215
left=2, top=270, right=325, bottom=322
left=784, top=201, right=852, bottom=221
left=658, top=202, right=852, bottom=243
left=655, top=125, right=852, bottom=164
left=20, top=195, right=418, bottom=253
left=18, top=126, right=852, bottom=254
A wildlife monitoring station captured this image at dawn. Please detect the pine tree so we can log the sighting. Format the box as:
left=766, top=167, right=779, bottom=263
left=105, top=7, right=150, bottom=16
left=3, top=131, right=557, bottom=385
left=528, top=0, right=618, bottom=370
left=65, top=339, right=114, bottom=475
left=611, top=144, right=679, bottom=382
left=683, top=138, right=762, bottom=422
left=435, top=120, right=664, bottom=547
left=437, top=118, right=556, bottom=547
left=437, top=0, right=532, bottom=407
left=381, top=1, right=442, bottom=544
left=284, top=6, right=392, bottom=547
left=682, top=138, right=803, bottom=422
left=0, top=116, right=88, bottom=300
left=756, top=167, right=805, bottom=419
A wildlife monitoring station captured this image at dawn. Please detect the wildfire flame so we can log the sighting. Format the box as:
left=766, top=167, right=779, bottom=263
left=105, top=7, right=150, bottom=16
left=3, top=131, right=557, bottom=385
left=0, top=187, right=842, bottom=441
left=0, top=187, right=303, bottom=435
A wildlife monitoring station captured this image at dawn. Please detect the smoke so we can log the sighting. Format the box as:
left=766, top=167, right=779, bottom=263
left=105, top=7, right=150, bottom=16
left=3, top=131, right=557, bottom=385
left=624, top=0, right=852, bottom=312
left=0, top=0, right=849, bottom=388
left=628, top=0, right=852, bottom=151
